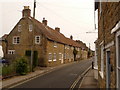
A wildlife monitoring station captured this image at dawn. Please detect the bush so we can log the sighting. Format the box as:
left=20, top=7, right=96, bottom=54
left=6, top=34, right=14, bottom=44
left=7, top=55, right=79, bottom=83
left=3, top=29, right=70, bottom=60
left=16, top=57, right=28, bottom=75
left=2, top=62, right=16, bottom=76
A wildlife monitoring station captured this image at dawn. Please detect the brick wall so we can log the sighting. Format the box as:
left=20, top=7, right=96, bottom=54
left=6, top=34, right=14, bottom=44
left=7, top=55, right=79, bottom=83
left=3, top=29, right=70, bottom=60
left=97, top=2, right=120, bottom=88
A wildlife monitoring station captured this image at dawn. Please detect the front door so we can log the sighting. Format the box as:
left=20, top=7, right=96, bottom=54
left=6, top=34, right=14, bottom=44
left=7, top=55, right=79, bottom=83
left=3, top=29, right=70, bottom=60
left=106, top=51, right=111, bottom=88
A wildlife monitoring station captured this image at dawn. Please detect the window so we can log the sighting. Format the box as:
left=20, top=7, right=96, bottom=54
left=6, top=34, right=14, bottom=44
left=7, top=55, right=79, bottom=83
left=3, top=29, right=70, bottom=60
left=53, top=53, right=56, bottom=61
left=59, top=53, right=62, bottom=60
left=29, top=24, right=33, bottom=32
left=64, top=53, right=67, bottom=59
left=18, top=25, right=21, bottom=32
left=54, top=42, right=57, bottom=48
left=8, top=50, right=15, bottom=54
left=13, top=36, right=20, bottom=44
left=48, top=53, right=52, bottom=62
left=35, top=36, right=40, bottom=44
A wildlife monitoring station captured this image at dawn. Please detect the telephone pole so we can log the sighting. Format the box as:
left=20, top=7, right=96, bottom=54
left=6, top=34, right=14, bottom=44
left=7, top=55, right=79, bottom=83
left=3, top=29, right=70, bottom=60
left=33, top=0, right=36, bottom=18
left=31, top=0, right=36, bottom=72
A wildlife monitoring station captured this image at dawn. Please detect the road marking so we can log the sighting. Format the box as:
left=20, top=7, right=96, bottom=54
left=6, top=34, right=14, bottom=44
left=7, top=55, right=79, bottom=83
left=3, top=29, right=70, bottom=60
left=69, top=65, right=92, bottom=90
left=6, top=61, right=79, bottom=88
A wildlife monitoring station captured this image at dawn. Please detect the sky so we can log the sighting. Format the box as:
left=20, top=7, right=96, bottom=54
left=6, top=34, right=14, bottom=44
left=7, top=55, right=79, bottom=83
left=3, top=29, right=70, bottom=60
left=0, top=0, right=98, bottom=57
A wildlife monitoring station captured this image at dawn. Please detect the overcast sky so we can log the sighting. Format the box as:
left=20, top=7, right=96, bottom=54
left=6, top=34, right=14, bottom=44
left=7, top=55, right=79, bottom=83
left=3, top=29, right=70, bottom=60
left=0, top=0, right=98, bottom=57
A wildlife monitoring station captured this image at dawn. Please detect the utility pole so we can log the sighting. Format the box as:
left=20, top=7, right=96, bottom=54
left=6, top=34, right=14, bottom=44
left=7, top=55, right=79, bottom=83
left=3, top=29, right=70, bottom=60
left=33, top=0, right=36, bottom=18
left=31, top=0, right=36, bottom=72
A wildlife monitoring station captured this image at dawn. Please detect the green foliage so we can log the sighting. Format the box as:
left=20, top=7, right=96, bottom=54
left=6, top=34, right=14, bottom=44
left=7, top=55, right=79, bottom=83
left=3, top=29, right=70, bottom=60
left=16, top=57, right=28, bottom=75
left=73, top=48, right=78, bottom=55
left=73, top=48, right=78, bottom=61
left=2, top=62, right=16, bottom=76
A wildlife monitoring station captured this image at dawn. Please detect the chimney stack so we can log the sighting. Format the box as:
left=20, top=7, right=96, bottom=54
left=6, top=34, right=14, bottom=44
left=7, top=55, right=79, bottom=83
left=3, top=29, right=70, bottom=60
left=55, top=27, right=60, bottom=32
left=22, top=6, right=31, bottom=18
left=70, top=35, right=73, bottom=40
left=42, top=18, right=47, bottom=26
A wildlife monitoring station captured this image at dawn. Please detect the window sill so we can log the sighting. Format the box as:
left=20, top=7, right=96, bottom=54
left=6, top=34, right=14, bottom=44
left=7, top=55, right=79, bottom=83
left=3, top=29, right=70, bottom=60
left=48, top=60, right=52, bottom=62
left=53, top=59, right=56, bottom=61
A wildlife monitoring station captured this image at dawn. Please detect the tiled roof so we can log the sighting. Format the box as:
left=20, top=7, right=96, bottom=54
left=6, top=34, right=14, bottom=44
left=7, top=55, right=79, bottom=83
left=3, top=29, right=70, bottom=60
left=30, top=17, right=81, bottom=47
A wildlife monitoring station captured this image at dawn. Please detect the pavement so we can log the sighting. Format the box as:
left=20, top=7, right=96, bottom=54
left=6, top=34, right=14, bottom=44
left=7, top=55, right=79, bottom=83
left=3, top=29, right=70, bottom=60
left=0, top=61, right=99, bottom=89
left=79, top=68, right=99, bottom=88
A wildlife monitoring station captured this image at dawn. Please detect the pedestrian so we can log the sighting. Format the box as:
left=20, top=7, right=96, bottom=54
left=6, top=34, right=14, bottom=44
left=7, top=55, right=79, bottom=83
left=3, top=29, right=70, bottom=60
left=92, top=61, right=94, bottom=69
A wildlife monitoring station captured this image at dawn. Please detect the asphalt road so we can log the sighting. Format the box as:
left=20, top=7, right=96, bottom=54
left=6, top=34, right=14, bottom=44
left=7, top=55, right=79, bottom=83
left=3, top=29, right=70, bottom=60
left=14, top=59, right=92, bottom=88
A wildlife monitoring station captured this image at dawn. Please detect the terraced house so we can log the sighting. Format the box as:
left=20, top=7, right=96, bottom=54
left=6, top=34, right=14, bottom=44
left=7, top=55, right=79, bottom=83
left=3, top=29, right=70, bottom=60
left=1, top=6, right=89, bottom=67
left=95, top=1, right=120, bottom=88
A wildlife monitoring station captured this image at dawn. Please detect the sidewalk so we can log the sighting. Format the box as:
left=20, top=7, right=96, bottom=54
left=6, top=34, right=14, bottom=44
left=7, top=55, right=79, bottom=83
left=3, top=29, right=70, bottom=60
left=79, top=69, right=99, bottom=88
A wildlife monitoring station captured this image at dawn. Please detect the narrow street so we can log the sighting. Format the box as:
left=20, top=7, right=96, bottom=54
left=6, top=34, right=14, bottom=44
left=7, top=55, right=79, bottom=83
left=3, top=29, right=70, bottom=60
left=13, top=59, right=92, bottom=88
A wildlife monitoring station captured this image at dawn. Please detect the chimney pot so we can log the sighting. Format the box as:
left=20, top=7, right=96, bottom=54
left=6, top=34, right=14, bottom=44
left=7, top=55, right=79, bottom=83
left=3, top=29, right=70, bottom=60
left=55, top=27, right=60, bottom=32
left=70, top=35, right=73, bottom=40
left=42, top=18, right=47, bottom=26
left=24, top=6, right=30, bottom=9
left=22, top=6, right=31, bottom=18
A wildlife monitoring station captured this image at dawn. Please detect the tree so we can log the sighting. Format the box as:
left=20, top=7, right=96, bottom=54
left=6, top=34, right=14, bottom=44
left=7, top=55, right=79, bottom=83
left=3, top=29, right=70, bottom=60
left=73, top=48, right=78, bottom=61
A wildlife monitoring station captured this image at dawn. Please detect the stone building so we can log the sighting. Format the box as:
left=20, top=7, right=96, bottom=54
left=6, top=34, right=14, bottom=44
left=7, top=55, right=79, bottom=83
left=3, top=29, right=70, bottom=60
left=95, top=1, right=120, bottom=88
left=1, top=6, right=89, bottom=67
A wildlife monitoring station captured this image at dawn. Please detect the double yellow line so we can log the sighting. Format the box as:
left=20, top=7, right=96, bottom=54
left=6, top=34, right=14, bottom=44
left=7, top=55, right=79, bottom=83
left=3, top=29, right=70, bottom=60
left=69, top=65, right=92, bottom=90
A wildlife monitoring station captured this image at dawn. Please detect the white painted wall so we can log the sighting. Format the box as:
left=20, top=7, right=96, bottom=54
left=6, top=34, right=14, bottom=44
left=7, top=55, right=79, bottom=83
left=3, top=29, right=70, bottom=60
left=0, top=46, right=3, bottom=58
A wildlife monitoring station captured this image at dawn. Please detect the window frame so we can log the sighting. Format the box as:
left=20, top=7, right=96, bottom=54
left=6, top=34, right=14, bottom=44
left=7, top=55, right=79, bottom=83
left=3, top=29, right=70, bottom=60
left=18, top=25, right=22, bottom=32
left=53, top=53, right=57, bottom=61
left=53, top=42, right=57, bottom=48
left=29, top=24, right=33, bottom=32
left=8, top=50, right=15, bottom=54
left=35, top=36, right=41, bottom=44
left=59, top=53, right=62, bottom=60
left=48, top=53, right=52, bottom=62
left=13, top=36, right=20, bottom=44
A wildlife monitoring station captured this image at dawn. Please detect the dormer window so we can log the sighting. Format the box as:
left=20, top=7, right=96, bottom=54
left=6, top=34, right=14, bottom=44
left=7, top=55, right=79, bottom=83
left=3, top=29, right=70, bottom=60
left=35, top=36, right=40, bottom=44
left=18, top=25, right=22, bottom=32
left=29, top=24, right=32, bottom=32
left=13, top=36, right=20, bottom=44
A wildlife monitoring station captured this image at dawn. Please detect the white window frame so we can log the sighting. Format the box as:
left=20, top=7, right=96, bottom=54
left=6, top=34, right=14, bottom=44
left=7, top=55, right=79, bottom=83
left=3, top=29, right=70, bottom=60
left=59, top=53, right=62, bottom=60
left=13, top=36, right=20, bottom=44
left=54, top=42, right=57, bottom=48
left=18, top=25, right=22, bottom=32
left=53, top=53, right=56, bottom=61
left=8, top=50, right=15, bottom=54
left=35, top=36, right=40, bottom=44
left=29, top=24, right=33, bottom=32
left=48, top=53, right=52, bottom=62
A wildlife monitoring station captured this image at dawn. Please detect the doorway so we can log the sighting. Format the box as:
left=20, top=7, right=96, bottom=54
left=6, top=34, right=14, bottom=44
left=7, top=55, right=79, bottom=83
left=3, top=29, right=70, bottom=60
left=106, top=50, right=111, bottom=88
